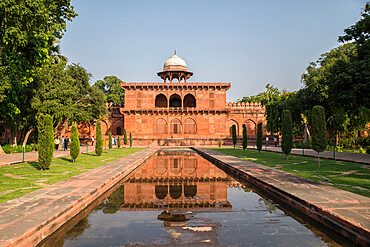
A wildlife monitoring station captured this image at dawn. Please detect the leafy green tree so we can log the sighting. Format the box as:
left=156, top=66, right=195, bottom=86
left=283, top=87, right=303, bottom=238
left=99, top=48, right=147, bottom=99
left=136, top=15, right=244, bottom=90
left=281, top=110, right=293, bottom=160
left=95, top=122, right=103, bottom=156
left=123, top=129, right=127, bottom=146
left=242, top=124, right=247, bottom=152
left=117, top=135, right=121, bottom=148
left=0, top=0, right=77, bottom=141
left=70, top=122, right=80, bottom=162
left=108, top=132, right=112, bottom=149
left=311, top=106, right=327, bottom=167
left=129, top=132, right=132, bottom=148
left=239, top=84, right=281, bottom=105
left=37, top=113, right=54, bottom=170
left=232, top=125, right=237, bottom=149
left=256, top=122, right=263, bottom=152
left=94, top=76, right=124, bottom=104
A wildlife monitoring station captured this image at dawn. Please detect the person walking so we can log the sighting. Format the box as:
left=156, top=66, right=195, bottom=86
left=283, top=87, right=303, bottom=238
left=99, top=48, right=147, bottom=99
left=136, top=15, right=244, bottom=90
left=274, top=136, right=277, bottom=147
left=64, top=137, right=69, bottom=151
left=265, top=136, right=269, bottom=150
left=91, top=136, right=95, bottom=146
left=54, top=138, right=59, bottom=150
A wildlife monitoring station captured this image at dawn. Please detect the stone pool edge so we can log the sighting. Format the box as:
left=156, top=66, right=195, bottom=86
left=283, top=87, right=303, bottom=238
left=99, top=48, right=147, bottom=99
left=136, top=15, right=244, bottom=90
left=0, top=148, right=158, bottom=247
left=193, top=147, right=370, bottom=247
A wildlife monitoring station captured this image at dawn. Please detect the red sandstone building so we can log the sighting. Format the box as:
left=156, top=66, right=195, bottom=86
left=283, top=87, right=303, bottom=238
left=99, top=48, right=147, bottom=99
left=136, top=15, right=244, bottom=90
left=118, top=53, right=266, bottom=146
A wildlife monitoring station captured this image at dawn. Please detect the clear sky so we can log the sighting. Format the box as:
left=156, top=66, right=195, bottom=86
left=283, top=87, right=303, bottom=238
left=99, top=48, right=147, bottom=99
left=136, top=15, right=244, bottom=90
left=60, top=0, right=367, bottom=102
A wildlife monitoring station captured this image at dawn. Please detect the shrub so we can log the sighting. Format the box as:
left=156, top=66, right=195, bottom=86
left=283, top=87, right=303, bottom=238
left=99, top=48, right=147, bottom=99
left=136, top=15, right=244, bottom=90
left=256, top=122, right=263, bottom=152
left=311, top=105, right=327, bottom=167
left=357, top=136, right=370, bottom=148
left=123, top=129, right=127, bottom=146
left=232, top=125, right=237, bottom=149
left=117, top=135, right=121, bottom=148
left=218, top=140, right=222, bottom=147
left=108, top=132, right=112, bottom=149
left=25, top=144, right=32, bottom=152
left=37, top=113, right=54, bottom=170
left=15, top=145, right=23, bottom=153
left=367, top=148, right=370, bottom=154
left=2, top=144, right=15, bottom=154
left=32, top=144, right=38, bottom=151
left=129, top=132, right=132, bottom=147
left=358, top=147, right=366, bottom=154
left=95, top=122, right=103, bottom=156
left=70, top=122, right=80, bottom=162
left=242, top=124, right=247, bottom=152
left=281, top=110, right=293, bottom=160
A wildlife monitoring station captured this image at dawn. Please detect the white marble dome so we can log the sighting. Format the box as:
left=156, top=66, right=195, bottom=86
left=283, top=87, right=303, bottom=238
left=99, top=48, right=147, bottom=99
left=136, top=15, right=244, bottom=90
left=163, top=55, right=187, bottom=70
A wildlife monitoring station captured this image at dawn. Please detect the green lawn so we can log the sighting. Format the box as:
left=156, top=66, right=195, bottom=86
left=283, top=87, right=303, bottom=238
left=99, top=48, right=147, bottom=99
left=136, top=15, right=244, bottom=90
left=0, top=148, right=143, bottom=203
left=209, top=147, right=370, bottom=197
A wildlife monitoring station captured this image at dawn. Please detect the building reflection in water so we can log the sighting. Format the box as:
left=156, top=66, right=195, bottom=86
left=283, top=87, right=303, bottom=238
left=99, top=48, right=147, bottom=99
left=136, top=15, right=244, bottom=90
left=116, top=150, right=245, bottom=244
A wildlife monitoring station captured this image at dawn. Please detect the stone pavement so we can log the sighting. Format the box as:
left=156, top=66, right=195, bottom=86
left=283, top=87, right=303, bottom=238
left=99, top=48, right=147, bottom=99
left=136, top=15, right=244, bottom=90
left=0, top=148, right=157, bottom=247
left=0, top=146, right=97, bottom=167
left=194, top=147, right=370, bottom=246
left=245, top=144, right=370, bottom=164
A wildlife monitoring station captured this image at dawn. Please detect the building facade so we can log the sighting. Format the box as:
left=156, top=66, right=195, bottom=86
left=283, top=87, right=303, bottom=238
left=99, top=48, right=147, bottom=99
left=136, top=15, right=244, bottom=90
left=119, top=53, right=266, bottom=146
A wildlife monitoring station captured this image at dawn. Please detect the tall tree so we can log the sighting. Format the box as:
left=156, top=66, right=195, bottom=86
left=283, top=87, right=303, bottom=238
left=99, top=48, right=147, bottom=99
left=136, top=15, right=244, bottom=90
left=232, top=125, right=237, bottom=149
left=117, top=135, right=121, bottom=148
left=311, top=106, right=327, bottom=167
left=108, top=132, right=112, bottom=149
left=129, top=132, right=132, bottom=148
left=242, top=124, right=248, bottom=152
left=37, top=113, right=54, bottom=170
left=256, top=122, right=263, bottom=152
left=70, top=122, right=80, bottom=162
left=95, top=122, right=103, bottom=156
left=94, top=76, right=125, bottom=104
left=123, top=129, right=127, bottom=146
left=0, top=0, right=77, bottom=143
left=281, top=110, right=293, bottom=160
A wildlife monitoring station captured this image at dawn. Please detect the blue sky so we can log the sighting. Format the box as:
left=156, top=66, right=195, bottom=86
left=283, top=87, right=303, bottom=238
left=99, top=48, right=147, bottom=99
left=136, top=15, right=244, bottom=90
left=60, top=0, right=367, bottom=102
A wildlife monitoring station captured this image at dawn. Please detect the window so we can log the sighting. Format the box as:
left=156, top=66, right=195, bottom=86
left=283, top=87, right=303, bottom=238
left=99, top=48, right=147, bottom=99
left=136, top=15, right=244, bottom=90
left=169, top=94, right=182, bottom=107
left=116, top=127, right=122, bottom=135
left=155, top=94, right=167, bottom=107
left=184, top=118, right=196, bottom=134
left=183, top=94, right=196, bottom=107
left=155, top=118, right=168, bottom=134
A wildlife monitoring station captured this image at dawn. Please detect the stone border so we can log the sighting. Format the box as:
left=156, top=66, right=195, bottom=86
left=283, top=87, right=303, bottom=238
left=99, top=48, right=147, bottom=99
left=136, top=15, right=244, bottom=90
left=193, top=147, right=370, bottom=247
left=0, top=148, right=157, bottom=247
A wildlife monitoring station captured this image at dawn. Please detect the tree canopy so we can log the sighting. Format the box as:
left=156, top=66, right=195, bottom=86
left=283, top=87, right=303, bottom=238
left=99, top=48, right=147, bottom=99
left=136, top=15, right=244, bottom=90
left=94, top=76, right=124, bottom=104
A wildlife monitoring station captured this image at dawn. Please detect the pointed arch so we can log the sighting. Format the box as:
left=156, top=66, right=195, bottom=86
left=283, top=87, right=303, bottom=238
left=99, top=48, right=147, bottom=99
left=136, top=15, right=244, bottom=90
left=183, top=93, right=196, bottom=107
left=184, top=118, right=197, bottom=134
left=170, top=118, right=182, bottom=134
left=155, top=94, right=168, bottom=107
left=169, top=94, right=182, bottom=107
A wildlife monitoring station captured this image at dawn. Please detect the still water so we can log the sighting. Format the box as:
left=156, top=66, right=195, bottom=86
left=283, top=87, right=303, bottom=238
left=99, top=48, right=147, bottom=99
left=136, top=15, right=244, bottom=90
left=40, top=149, right=351, bottom=246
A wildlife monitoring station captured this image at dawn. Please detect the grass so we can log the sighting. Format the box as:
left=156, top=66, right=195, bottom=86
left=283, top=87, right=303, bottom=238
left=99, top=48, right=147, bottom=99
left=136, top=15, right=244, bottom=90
left=209, top=147, right=370, bottom=197
left=0, top=148, right=143, bottom=203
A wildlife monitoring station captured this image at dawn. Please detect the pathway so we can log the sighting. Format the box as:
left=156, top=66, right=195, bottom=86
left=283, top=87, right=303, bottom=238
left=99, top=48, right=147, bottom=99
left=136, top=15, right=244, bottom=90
left=245, top=144, right=370, bottom=164
left=0, top=148, right=157, bottom=247
left=0, top=146, right=97, bottom=167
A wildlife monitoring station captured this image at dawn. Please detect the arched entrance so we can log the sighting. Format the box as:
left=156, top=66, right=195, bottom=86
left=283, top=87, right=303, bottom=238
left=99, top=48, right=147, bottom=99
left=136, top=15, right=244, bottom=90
left=169, top=94, right=182, bottom=107
left=226, top=119, right=239, bottom=138
left=155, top=94, right=168, bottom=107
left=183, top=94, right=196, bottom=107
left=170, top=118, right=182, bottom=134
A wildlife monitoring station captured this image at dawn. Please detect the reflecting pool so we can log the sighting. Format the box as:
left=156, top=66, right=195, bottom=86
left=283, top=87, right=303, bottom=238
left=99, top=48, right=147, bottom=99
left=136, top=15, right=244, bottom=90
left=40, top=149, right=352, bottom=246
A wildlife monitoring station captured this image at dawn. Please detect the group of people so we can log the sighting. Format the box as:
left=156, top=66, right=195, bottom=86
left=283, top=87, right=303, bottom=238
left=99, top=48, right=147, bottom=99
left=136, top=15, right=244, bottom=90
left=54, top=136, right=70, bottom=151
left=265, top=136, right=279, bottom=147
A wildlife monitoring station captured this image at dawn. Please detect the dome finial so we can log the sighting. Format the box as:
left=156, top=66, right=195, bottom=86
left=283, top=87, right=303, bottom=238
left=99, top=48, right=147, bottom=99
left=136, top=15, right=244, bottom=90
left=174, top=50, right=176, bottom=55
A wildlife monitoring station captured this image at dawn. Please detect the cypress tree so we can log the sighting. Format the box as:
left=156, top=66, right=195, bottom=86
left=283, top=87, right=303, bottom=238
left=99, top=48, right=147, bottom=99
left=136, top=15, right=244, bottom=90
left=117, top=135, right=121, bottom=148
left=256, top=122, right=263, bottom=152
left=242, top=124, right=248, bottom=152
left=129, top=132, right=132, bottom=147
left=232, top=125, right=237, bottom=149
left=95, top=121, right=103, bottom=156
left=123, top=129, right=127, bottom=146
left=311, top=105, right=327, bottom=167
left=281, top=110, right=293, bottom=160
left=37, top=113, right=54, bottom=170
left=108, top=132, right=112, bottom=149
left=70, top=122, right=80, bottom=162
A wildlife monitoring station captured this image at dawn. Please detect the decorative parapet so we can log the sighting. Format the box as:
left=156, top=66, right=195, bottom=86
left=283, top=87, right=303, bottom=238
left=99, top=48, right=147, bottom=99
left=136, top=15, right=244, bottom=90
left=226, top=102, right=264, bottom=108
left=121, top=82, right=231, bottom=90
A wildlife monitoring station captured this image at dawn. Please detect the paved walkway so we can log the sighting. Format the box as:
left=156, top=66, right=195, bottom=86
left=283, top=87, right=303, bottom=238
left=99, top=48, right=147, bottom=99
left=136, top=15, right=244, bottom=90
left=0, top=146, right=97, bottom=167
left=244, top=144, right=370, bottom=164
left=195, top=147, right=370, bottom=246
left=0, top=148, right=157, bottom=247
